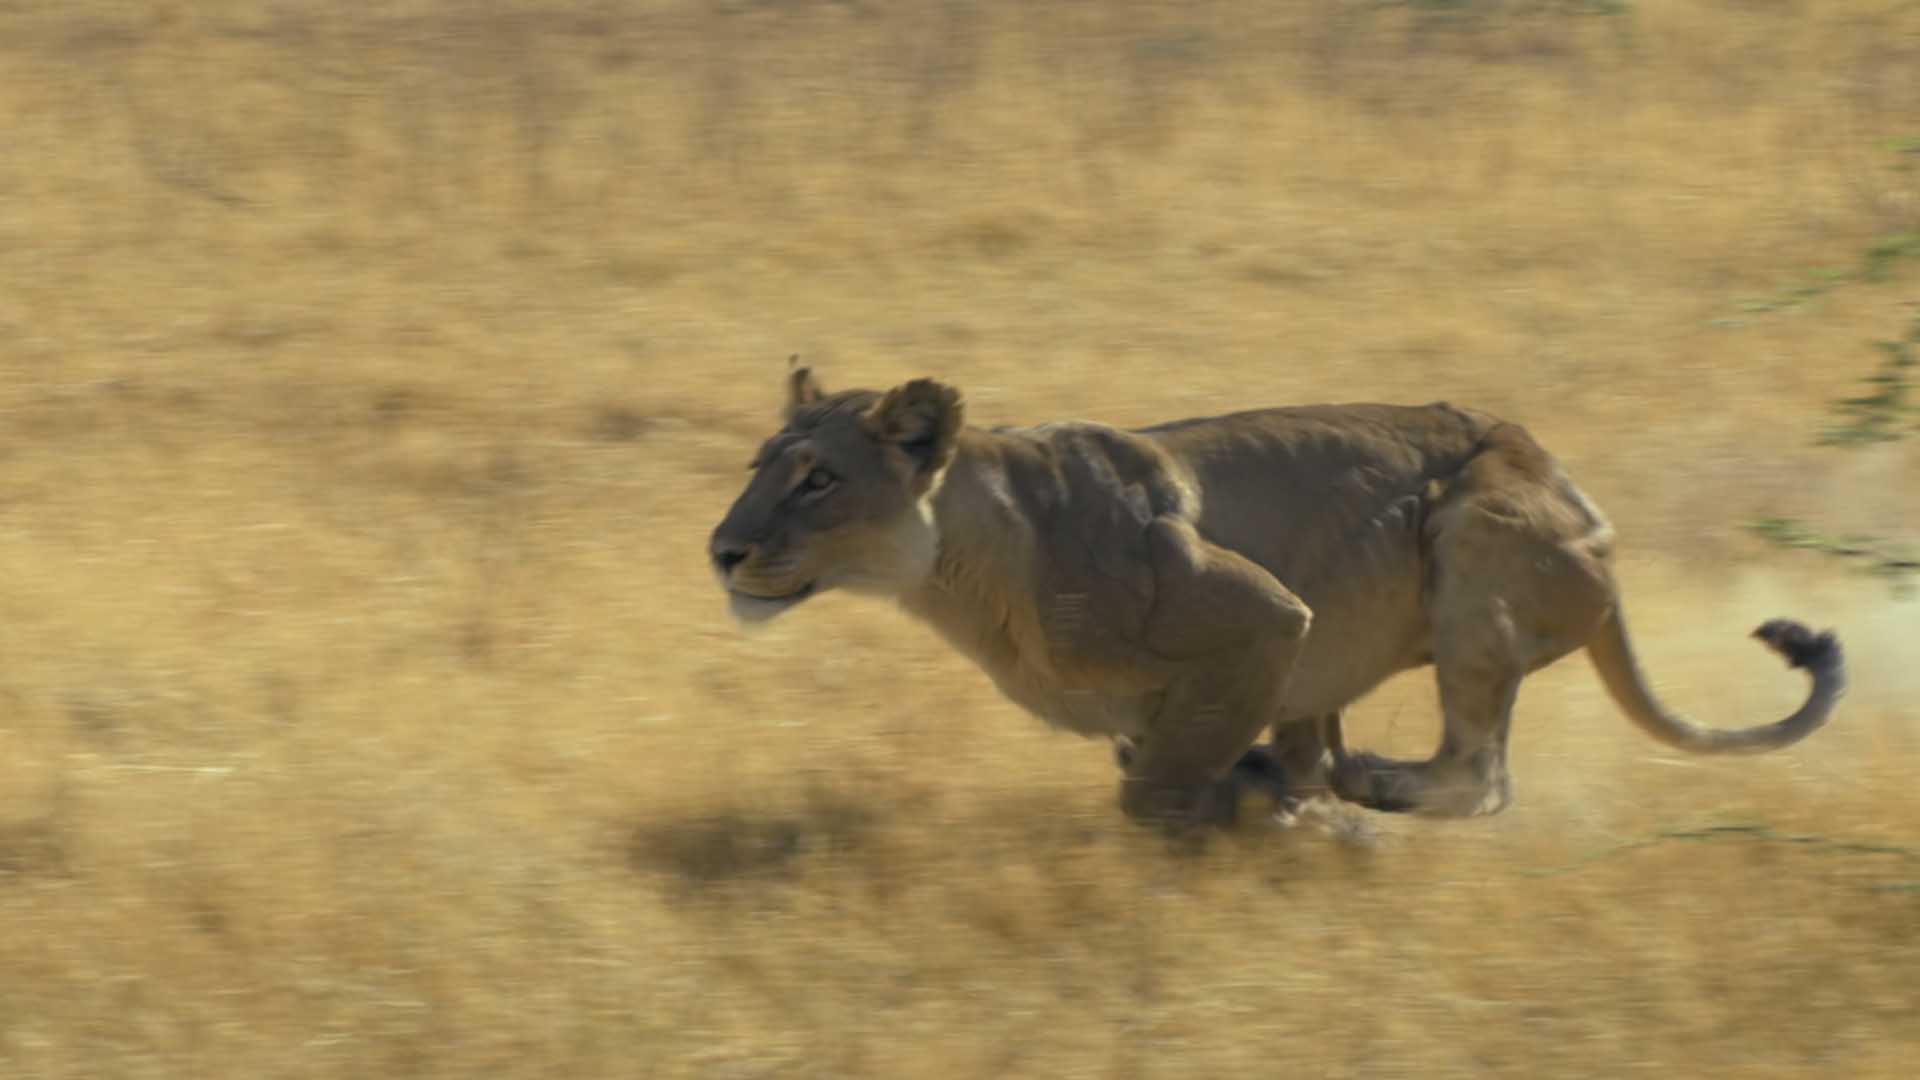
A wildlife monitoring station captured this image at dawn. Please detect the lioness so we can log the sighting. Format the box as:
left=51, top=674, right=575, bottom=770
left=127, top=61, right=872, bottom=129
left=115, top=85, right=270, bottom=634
left=709, top=362, right=1844, bottom=826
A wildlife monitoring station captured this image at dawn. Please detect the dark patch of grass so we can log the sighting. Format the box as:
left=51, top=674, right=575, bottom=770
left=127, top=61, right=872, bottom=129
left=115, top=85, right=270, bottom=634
left=626, top=787, right=881, bottom=890
left=587, top=405, right=652, bottom=443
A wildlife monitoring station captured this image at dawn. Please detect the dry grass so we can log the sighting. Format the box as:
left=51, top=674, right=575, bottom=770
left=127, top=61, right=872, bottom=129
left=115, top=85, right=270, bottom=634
left=2, top=1, right=1919, bottom=1076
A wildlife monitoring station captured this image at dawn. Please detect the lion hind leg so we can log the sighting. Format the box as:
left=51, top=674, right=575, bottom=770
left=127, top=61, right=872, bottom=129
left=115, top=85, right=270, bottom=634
left=1329, top=668, right=1520, bottom=817
left=1327, top=526, right=1593, bottom=817
left=1328, top=440, right=1613, bottom=817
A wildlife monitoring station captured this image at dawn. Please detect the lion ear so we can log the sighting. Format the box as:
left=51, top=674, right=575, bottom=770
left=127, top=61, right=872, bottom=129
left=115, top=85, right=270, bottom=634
left=784, top=355, right=825, bottom=420
left=864, top=378, right=964, bottom=489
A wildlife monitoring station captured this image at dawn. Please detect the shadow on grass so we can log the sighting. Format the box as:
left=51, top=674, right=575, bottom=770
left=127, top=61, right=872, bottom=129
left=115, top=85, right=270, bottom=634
left=619, top=775, right=1378, bottom=897
left=0, top=816, right=68, bottom=882
left=625, top=785, right=881, bottom=889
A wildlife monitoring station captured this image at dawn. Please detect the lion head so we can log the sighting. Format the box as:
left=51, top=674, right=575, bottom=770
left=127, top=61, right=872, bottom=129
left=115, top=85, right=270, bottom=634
left=708, top=361, right=964, bottom=623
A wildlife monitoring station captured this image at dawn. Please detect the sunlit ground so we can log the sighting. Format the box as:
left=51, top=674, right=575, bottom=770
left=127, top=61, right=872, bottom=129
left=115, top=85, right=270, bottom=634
left=1, top=2, right=1917, bottom=1076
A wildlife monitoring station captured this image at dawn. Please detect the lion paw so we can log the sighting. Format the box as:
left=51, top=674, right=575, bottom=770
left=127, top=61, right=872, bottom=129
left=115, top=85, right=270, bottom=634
left=1329, top=752, right=1420, bottom=814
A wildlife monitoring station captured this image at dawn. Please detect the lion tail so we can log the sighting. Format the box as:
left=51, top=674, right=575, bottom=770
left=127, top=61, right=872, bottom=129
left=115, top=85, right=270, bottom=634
left=1585, top=605, right=1844, bottom=754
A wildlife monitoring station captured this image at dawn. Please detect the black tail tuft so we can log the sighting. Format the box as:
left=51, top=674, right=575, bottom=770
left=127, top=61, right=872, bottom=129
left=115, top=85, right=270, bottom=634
left=1752, top=618, right=1843, bottom=673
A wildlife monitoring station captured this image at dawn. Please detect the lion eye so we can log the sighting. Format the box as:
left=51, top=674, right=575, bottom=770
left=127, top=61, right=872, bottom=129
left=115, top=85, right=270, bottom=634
left=802, top=467, right=837, bottom=494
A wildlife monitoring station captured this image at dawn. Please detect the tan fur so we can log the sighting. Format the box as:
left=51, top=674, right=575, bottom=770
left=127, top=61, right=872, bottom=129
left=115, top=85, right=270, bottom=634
left=710, top=367, right=1846, bottom=827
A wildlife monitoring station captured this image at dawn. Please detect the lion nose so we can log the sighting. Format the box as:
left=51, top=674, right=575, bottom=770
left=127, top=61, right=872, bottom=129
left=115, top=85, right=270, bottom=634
left=710, top=536, right=752, bottom=576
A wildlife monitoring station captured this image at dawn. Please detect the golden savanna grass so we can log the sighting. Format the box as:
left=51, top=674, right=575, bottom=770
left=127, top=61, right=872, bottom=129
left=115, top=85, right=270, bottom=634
left=2, top=1, right=1919, bottom=1076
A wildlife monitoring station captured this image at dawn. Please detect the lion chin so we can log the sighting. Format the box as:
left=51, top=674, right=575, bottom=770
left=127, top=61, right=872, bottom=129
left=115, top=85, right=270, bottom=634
left=726, top=583, right=815, bottom=625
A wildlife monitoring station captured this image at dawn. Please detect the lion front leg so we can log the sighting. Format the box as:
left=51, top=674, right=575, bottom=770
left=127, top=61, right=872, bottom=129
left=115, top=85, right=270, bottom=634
left=1264, top=712, right=1345, bottom=814
left=1113, top=713, right=1340, bottom=816
left=1115, top=517, right=1312, bottom=829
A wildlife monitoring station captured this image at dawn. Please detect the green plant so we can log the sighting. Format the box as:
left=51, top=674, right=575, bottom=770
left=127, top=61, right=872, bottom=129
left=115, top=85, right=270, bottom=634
left=1726, top=137, right=1920, bottom=318
left=1749, top=312, right=1920, bottom=595
left=1746, top=517, right=1918, bottom=596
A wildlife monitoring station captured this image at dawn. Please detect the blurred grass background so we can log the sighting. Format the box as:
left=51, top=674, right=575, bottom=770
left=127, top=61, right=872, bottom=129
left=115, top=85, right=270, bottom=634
left=0, top=1, right=1918, bottom=1076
